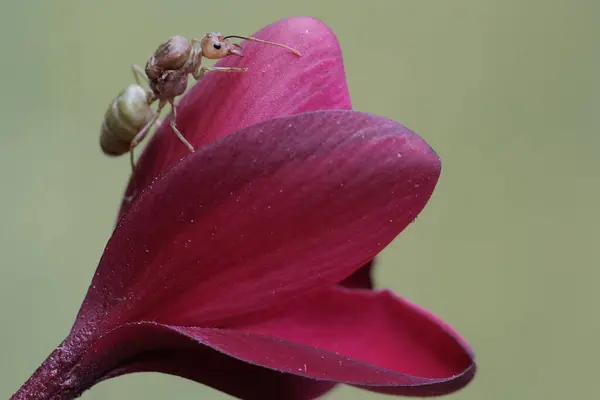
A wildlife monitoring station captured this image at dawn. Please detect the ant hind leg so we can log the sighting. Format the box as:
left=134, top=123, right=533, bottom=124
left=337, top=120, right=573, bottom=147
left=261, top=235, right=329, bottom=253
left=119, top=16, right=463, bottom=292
left=168, top=100, right=194, bottom=152
left=124, top=111, right=162, bottom=203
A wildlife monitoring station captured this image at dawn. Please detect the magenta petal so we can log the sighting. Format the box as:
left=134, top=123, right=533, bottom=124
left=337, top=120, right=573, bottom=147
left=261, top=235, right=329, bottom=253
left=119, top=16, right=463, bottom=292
left=77, top=110, right=441, bottom=331
left=97, top=324, right=335, bottom=400
left=124, top=16, right=351, bottom=208
left=91, top=285, right=474, bottom=397
left=237, top=287, right=475, bottom=396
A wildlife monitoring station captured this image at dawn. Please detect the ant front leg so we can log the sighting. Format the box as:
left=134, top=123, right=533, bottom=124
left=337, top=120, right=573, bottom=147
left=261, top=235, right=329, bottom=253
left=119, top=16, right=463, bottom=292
left=192, top=66, right=248, bottom=81
left=131, top=64, right=150, bottom=86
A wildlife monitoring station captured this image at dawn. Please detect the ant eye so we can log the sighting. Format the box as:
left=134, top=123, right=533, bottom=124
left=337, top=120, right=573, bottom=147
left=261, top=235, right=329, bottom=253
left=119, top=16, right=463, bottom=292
left=213, top=43, right=222, bottom=50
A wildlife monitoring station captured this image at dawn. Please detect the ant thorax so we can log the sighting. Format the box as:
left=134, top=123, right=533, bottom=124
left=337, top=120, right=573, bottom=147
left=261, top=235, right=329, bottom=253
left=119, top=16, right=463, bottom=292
left=144, top=36, right=200, bottom=100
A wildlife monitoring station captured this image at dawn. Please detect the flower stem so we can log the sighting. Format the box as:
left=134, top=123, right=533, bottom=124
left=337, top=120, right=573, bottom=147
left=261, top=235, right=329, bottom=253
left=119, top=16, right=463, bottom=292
left=11, top=335, right=96, bottom=400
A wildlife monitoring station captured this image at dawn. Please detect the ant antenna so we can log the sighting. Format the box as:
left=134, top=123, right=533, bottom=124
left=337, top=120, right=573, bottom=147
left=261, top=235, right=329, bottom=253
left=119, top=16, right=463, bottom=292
left=223, top=35, right=302, bottom=56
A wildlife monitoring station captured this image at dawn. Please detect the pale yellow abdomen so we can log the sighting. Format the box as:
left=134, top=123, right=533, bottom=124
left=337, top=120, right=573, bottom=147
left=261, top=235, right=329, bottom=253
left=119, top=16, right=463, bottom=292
left=100, top=84, right=155, bottom=156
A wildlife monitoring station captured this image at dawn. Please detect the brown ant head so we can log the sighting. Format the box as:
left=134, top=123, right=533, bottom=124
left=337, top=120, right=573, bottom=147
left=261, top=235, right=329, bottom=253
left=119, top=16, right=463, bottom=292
left=201, top=32, right=243, bottom=59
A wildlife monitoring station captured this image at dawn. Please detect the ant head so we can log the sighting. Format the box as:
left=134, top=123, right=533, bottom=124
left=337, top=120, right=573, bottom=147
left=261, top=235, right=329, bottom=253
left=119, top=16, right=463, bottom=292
left=200, top=32, right=243, bottom=59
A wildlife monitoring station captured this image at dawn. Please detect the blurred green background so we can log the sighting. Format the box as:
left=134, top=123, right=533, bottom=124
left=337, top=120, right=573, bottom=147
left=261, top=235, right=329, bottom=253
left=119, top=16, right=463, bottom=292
left=1, top=0, right=598, bottom=399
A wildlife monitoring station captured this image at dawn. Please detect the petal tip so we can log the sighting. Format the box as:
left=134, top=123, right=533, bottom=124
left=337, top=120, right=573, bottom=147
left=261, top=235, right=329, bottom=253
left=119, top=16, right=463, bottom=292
left=253, top=16, right=343, bottom=60
left=264, top=15, right=335, bottom=36
left=404, top=127, right=442, bottom=172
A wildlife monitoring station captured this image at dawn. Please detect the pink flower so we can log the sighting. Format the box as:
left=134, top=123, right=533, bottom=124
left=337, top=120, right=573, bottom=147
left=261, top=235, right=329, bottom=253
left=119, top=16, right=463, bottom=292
left=12, top=16, right=475, bottom=400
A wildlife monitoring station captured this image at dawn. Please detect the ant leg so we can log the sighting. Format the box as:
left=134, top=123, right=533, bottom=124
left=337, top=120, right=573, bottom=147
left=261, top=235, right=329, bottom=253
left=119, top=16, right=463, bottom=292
left=168, top=100, right=194, bottom=152
left=124, top=110, right=163, bottom=203
left=131, top=64, right=149, bottom=86
left=192, top=66, right=248, bottom=80
left=129, top=112, right=162, bottom=173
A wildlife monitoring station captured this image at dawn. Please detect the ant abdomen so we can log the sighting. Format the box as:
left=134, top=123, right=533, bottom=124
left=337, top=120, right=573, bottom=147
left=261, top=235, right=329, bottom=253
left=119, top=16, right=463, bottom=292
left=100, top=84, right=155, bottom=156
